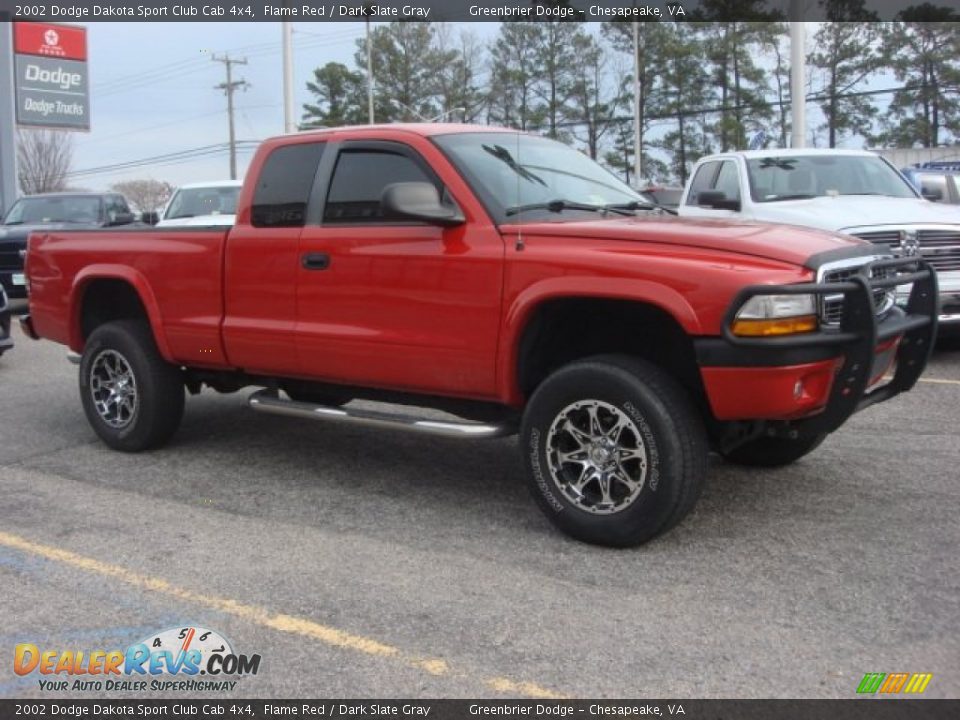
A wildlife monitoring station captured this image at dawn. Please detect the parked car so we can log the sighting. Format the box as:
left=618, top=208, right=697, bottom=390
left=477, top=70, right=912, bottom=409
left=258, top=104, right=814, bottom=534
left=677, top=149, right=960, bottom=326
left=20, top=125, right=937, bottom=546
left=0, top=192, right=137, bottom=298
left=0, top=284, right=12, bottom=357
left=900, top=162, right=960, bottom=204
left=155, top=180, right=242, bottom=227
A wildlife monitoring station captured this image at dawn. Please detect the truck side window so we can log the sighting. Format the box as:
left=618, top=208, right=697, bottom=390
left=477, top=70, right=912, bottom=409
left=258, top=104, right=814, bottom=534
left=324, top=150, right=436, bottom=223
left=685, top=162, right=718, bottom=206
left=252, top=143, right=326, bottom=228
left=714, top=161, right=741, bottom=203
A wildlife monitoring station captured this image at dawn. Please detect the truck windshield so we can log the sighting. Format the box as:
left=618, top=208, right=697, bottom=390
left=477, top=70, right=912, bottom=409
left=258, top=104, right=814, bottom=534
left=3, top=196, right=102, bottom=225
left=164, top=186, right=240, bottom=219
left=746, top=154, right=918, bottom=202
left=433, top=132, right=643, bottom=221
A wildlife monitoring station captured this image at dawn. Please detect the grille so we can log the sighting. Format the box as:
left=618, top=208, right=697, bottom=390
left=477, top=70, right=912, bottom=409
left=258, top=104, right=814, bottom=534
left=918, top=229, right=960, bottom=273
left=852, top=228, right=960, bottom=274
left=820, top=263, right=896, bottom=326
left=852, top=230, right=900, bottom=249
left=0, top=250, right=23, bottom=271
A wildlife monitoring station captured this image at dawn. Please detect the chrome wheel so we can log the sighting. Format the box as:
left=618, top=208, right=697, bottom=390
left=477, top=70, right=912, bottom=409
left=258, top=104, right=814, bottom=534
left=545, top=400, right=648, bottom=515
left=88, top=349, right=138, bottom=429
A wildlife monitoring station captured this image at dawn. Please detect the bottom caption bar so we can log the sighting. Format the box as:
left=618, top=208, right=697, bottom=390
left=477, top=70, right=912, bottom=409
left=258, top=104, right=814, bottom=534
left=1, top=700, right=958, bottom=720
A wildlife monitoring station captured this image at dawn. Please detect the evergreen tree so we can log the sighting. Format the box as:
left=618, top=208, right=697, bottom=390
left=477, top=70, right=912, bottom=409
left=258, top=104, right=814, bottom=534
left=809, top=1, right=882, bottom=147
left=487, top=23, right=543, bottom=130
left=873, top=5, right=960, bottom=147
left=300, top=62, right=368, bottom=128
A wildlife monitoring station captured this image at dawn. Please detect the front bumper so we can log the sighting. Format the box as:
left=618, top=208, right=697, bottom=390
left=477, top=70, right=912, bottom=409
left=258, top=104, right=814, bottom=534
left=696, top=256, right=938, bottom=437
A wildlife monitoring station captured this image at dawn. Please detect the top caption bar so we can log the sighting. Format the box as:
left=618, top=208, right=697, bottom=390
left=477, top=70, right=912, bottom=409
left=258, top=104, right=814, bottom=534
left=2, top=0, right=957, bottom=23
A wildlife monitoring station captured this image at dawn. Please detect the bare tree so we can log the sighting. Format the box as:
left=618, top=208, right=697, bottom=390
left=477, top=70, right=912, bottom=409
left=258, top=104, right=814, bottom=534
left=17, top=130, right=73, bottom=194
left=110, top=179, right=174, bottom=213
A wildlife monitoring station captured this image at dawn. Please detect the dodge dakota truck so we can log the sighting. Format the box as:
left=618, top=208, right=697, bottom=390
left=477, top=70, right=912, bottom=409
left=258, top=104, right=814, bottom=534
left=20, top=125, right=938, bottom=546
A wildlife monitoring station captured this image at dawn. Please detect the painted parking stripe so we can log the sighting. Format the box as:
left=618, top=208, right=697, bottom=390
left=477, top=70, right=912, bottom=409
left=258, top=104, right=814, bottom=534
left=0, top=530, right=565, bottom=699
left=918, top=377, right=960, bottom=385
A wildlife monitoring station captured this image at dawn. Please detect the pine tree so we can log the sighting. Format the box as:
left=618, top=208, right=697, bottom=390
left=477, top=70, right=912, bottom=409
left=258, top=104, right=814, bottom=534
left=809, top=1, right=882, bottom=147
left=873, top=5, right=960, bottom=147
left=300, top=62, right=368, bottom=128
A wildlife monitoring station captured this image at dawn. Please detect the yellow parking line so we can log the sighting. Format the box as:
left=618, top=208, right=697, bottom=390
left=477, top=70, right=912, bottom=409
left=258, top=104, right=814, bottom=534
left=0, top=530, right=566, bottom=699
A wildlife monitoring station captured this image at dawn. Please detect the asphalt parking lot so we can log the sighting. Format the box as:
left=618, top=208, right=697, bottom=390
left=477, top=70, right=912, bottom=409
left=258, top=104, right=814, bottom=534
left=2, top=299, right=958, bottom=700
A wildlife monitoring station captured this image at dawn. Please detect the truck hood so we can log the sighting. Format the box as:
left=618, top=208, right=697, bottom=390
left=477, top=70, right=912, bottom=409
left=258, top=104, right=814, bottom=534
left=507, top=215, right=864, bottom=267
left=746, top=195, right=960, bottom=233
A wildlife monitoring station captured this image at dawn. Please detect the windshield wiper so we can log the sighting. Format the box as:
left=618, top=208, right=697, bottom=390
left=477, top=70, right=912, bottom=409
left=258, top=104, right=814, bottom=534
left=506, top=199, right=638, bottom=217
left=767, top=193, right=816, bottom=201
left=482, top=144, right=547, bottom=187
left=604, top=200, right=677, bottom=216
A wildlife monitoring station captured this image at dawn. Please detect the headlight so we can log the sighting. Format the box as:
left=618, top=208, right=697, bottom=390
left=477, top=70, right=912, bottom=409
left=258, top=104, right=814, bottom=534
left=731, top=294, right=818, bottom=337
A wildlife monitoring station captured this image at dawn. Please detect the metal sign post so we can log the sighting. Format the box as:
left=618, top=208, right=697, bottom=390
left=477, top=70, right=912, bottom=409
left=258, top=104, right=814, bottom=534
left=0, top=23, right=19, bottom=217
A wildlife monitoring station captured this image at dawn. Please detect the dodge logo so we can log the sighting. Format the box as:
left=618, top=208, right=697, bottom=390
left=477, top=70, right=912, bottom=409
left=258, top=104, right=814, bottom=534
left=899, top=230, right=920, bottom=257
left=44, top=29, right=59, bottom=47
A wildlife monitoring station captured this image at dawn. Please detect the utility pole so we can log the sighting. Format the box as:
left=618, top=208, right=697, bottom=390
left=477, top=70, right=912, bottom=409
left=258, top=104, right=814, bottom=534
left=282, top=22, right=295, bottom=134
left=212, top=53, right=248, bottom=179
left=632, top=21, right=641, bottom=187
left=789, top=13, right=805, bottom=148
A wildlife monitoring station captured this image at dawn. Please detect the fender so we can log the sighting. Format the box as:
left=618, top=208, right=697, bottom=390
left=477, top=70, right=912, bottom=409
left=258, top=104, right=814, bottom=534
left=497, top=276, right=702, bottom=404
left=69, top=265, right=175, bottom=363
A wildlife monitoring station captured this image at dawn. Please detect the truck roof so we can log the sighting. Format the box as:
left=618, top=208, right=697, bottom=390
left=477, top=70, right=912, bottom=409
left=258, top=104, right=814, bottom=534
left=268, top=123, right=520, bottom=144
left=698, top=148, right=879, bottom=162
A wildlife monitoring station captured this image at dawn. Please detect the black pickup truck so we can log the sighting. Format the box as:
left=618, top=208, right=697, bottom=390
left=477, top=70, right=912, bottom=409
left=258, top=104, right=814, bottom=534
left=0, top=191, right=138, bottom=298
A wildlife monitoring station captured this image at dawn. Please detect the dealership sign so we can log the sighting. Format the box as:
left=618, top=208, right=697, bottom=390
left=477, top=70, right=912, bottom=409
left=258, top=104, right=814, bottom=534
left=13, top=22, right=89, bottom=131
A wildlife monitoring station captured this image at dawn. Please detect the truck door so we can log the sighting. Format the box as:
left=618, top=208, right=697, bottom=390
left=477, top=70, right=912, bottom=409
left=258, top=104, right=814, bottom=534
left=222, top=141, right=326, bottom=375
left=295, top=139, right=504, bottom=398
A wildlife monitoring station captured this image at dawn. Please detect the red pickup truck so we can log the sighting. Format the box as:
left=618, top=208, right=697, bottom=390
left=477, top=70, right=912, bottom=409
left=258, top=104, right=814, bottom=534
left=20, top=125, right=938, bottom=546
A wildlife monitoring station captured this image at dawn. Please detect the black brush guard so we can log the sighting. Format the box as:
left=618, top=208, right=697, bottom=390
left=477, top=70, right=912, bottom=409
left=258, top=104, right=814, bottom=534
left=721, top=256, right=939, bottom=438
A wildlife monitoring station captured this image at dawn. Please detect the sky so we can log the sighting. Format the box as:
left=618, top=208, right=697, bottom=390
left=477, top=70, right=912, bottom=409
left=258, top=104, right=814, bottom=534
left=55, top=20, right=895, bottom=192
left=67, top=22, right=500, bottom=191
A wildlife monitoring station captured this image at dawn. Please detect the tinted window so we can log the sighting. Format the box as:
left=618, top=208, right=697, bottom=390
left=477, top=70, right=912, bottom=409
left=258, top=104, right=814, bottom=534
left=714, top=161, right=741, bottom=202
left=252, top=143, right=325, bottom=228
left=685, top=162, right=718, bottom=206
left=324, top=150, right=435, bottom=223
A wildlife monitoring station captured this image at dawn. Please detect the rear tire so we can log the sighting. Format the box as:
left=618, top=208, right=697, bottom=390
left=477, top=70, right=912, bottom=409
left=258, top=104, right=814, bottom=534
left=720, top=434, right=826, bottom=468
left=79, top=320, right=184, bottom=452
left=521, top=355, right=707, bottom=547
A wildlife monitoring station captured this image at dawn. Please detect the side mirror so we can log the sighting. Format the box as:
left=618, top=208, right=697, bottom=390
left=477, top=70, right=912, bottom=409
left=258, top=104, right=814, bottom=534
left=380, top=182, right=464, bottom=227
left=921, top=187, right=943, bottom=202
left=109, top=211, right=135, bottom=226
left=140, top=211, right=160, bottom=225
left=697, top=190, right=741, bottom=212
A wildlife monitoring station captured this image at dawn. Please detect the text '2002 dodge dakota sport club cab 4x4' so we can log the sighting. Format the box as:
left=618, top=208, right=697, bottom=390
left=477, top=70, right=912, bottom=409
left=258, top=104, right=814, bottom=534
left=20, top=125, right=939, bottom=546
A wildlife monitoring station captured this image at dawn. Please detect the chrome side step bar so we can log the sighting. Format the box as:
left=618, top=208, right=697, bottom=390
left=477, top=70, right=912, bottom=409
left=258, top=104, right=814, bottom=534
left=248, top=389, right=516, bottom=439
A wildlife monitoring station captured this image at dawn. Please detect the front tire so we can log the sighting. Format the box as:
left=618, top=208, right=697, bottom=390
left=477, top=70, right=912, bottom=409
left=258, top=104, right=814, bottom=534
left=79, top=320, right=184, bottom=452
left=521, top=355, right=707, bottom=547
left=720, top=434, right=826, bottom=468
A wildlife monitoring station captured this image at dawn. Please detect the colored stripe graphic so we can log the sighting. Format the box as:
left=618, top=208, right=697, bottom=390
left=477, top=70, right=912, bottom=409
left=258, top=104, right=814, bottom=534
left=904, top=673, right=933, bottom=694
left=857, top=673, right=886, bottom=694
left=880, top=672, right=909, bottom=693
left=857, top=672, right=933, bottom=694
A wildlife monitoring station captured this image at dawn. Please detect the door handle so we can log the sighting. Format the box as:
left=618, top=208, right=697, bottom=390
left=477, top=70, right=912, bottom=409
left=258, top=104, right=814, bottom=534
left=301, top=252, right=330, bottom=270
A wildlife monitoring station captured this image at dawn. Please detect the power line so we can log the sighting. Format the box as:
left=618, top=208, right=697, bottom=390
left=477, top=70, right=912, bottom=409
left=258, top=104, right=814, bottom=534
left=66, top=142, right=260, bottom=178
